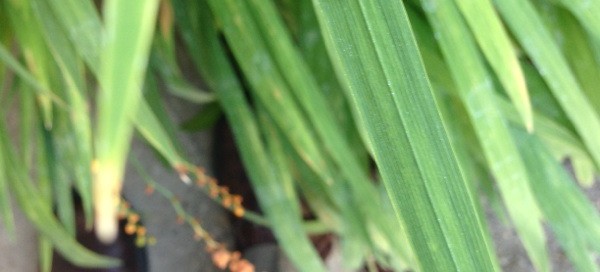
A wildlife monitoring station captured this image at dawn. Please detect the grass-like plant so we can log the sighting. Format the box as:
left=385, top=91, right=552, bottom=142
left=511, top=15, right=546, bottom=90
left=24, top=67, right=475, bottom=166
left=1, top=0, right=600, bottom=271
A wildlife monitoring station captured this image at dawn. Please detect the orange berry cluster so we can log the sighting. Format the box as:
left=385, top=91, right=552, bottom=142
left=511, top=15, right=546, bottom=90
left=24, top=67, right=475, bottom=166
left=132, top=162, right=256, bottom=271
left=118, top=200, right=156, bottom=247
left=210, top=247, right=255, bottom=272
left=174, top=164, right=246, bottom=217
left=187, top=218, right=254, bottom=272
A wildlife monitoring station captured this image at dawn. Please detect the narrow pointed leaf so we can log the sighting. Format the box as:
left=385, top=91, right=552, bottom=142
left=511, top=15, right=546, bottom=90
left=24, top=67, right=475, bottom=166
left=312, top=0, right=498, bottom=270
left=0, top=133, right=13, bottom=232
left=31, top=0, right=95, bottom=227
left=134, top=99, right=186, bottom=166
left=5, top=0, right=55, bottom=128
left=174, top=1, right=327, bottom=270
left=0, top=43, right=66, bottom=107
left=39, top=238, right=52, bottom=272
left=454, top=0, right=533, bottom=131
left=420, top=1, right=547, bottom=270
left=94, top=0, right=159, bottom=242
left=46, top=0, right=102, bottom=73
left=495, top=0, right=600, bottom=171
left=0, top=121, right=119, bottom=268
left=551, top=0, right=600, bottom=45
left=551, top=8, right=600, bottom=121
left=180, top=102, right=222, bottom=132
left=259, top=110, right=325, bottom=267
left=514, top=128, right=600, bottom=272
left=244, top=1, right=407, bottom=265
left=151, top=37, right=215, bottom=104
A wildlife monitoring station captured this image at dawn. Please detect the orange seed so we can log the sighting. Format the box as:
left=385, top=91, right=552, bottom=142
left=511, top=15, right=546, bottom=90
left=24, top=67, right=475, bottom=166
left=211, top=249, right=231, bottom=269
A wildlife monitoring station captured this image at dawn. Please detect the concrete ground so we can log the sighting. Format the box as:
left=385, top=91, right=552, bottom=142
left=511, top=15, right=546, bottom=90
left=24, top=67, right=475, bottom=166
left=0, top=200, right=39, bottom=272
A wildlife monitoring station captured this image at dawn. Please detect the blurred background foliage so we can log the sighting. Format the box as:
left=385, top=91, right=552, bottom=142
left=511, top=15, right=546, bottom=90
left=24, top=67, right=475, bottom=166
left=1, top=0, right=600, bottom=271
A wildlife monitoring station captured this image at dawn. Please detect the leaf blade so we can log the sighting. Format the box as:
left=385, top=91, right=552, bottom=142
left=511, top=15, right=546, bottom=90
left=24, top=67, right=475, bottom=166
left=94, top=0, right=160, bottom=242
left=312, top=0, right=499, bottom=270
left=454, top=0, right=533, bottom=131
left=495, top=0, right=600, bottom=172
left=419, top=1, right=547, bottom=270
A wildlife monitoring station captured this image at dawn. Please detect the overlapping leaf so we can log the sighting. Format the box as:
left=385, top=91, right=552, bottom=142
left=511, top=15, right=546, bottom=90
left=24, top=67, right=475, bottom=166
left=94, top=0, right=159, bottom=242
left=312, top=0, right=498, bottom=270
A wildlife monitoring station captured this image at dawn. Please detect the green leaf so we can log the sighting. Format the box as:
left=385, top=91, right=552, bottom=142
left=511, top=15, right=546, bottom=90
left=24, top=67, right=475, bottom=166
left=514, top=128, right=600, bottom=272
left=0, top=119, right=120, bottom=268
left=5, top=0, right=56, bottom=128
left=312, top=0, right=499, bottom=270
left=94, top=0, right=160, bottom=242
left=497, top=95, right=598, bottom=187
left=46, top=0, right=102, bottom=73
left=138, top=74, right=187, bottom=159
left=39, top=238, right=53, bottom=272
left=520, top=61, right=573, bottom=134
left=174, top=1, right=328, bottom=271
left=47, top=130, right=77, bottom=236
left=0, top=43, right=66, bottom=108
left=134, top=98, right=186, bottom=166
left=551, top=0, right=600, bottom=46
left=258, top=107, right=320, bottom=257
left=551, top=7, right=600, bottom=125
left=495, top=0, right=600, bottom=172
left=243, top=1, right=407, bottom=266
left=454, top=0, right=533, bottom=131
left=31, top=0, right=95, bottom=228
left=150, top=36, right=215, bottom=104
left=180, top=102, right=222, bottom=132
left=0, top=132, right=14, bottom=233
left=419, top=1, right=547, bottom=270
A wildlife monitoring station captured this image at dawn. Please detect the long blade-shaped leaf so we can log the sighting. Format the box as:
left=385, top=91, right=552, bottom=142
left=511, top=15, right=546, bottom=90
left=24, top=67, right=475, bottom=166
left=5, top=0, right=55, bottom=128
left=31, top=0, right=95, bottom=228
left=495, top=0, right=600, bottom=171
left=420, top=1, right=547, bottom=270
left=514, top=128, right=600, bottom=272
left=551, top=0, right=600, bottom=45
left=134, top=98, right=185, bottom=166
left=0, top=43, right=66, bottom=107
left=312, top=0, right=498, bottom=270
left=258, top=108, right=325, bottom=268
left=0, top=118, right=119, bottom=268
left=150, top=31, right=215, bottom=104
left=454, top=0, right=533, bottom=131
left=551, top=7, right=600, bottom=122
left=46, top=0, right=102, bottom=73
left=0, top=133, right=13, bottom=232
left=0, top=14, right=14, bottom=229
left=410, top=6, right=598, bottom=190
left=94, top=0, right=159, bottom=242
left=236, top=1, right=408, bottom=266
left=206, top=1, right=379, bottom=268
left=174, top=1, right=327, bottom=270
